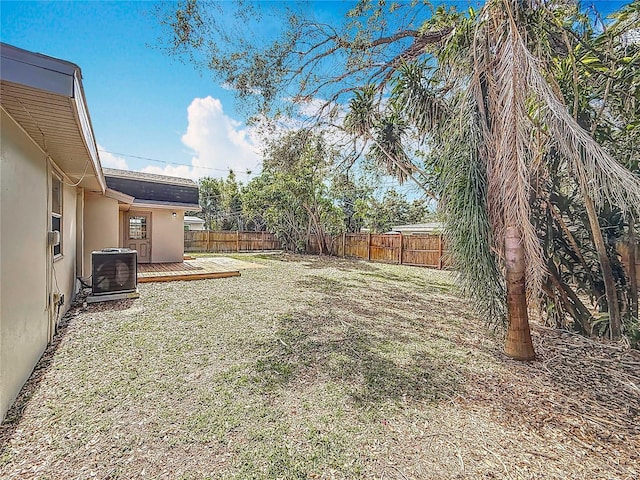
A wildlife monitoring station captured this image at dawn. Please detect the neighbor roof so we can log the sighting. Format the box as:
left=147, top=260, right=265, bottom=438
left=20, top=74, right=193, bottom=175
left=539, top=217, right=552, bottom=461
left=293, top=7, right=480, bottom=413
left=184, top=216, right=205, bottom=224
left=103, top=168, right=197, bottom=187
left=104, top=168, right=200, bottom=210
left=391, top=222, right=444, bottom=234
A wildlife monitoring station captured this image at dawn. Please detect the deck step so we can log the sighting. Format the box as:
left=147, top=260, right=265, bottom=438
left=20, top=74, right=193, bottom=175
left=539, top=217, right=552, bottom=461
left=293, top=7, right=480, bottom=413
left=137, top=270, right=240, bottom=283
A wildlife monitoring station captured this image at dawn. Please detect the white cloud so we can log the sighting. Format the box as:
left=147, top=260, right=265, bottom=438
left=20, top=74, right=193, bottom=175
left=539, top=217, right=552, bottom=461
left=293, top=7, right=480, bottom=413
left=294, top=97, right=353, bottom=149
left=133, top=94, right=363, bottom=182
left=139, top=96, right=262, bottom=181
left=98, top=145, right=129, bottom=170
left=297, top=97, right=334, bottom=118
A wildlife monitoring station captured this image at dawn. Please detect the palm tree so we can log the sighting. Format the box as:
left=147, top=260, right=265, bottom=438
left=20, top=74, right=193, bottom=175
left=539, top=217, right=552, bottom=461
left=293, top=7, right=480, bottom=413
left=347, top=0, right=640, bottom=359
left=162, top=0, right=640, bottom=357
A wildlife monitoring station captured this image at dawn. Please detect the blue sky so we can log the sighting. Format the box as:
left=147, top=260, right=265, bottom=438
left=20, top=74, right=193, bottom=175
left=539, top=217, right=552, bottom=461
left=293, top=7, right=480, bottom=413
left=0, top=0, right=632, bottom=185
left=1, top=0, right=258, bottom=179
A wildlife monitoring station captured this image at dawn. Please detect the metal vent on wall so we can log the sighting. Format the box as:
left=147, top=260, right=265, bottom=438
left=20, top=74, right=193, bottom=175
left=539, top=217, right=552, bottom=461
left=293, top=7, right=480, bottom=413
left=92, top=249, right=137, bottom=295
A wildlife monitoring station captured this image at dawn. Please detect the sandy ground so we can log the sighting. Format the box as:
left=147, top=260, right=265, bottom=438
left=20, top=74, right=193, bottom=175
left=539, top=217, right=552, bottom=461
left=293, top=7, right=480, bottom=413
left=1, top=254, right=638, bottom=479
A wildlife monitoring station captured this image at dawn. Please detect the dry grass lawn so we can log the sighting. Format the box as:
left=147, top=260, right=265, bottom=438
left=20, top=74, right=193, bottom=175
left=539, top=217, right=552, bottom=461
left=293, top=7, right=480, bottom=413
left=1, top=253, right=638, bottom=479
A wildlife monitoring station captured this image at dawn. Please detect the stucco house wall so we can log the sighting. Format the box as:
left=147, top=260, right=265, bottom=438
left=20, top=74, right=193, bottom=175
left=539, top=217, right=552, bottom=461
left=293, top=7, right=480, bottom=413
left=0, top=43, right=200, bottom=422
left=56, top=172, right=80, bottom=313
left=83, top=194, right=120, bottom=278
left=0, top=43, right=107, bottom=422
left=117, top=208, right=184, bottom=263
left=148, top=209, right=185, bottom=263
left=103, top=169, right=199, bottom=264
left=0, top=109, right=79, bottom=419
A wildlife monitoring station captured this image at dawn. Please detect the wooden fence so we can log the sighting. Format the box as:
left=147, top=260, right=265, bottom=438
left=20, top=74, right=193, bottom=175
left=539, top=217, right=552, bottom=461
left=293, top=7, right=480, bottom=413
left=184, top=230, right=281, bottom=252
left=307, top=232, right=448, bottom=269
left=185, top=230, right=448, bottom=269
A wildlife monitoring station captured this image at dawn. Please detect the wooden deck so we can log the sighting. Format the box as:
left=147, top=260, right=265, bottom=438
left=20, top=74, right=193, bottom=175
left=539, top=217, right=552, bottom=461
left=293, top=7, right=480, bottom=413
left=137, top=258, right=241, bottom=283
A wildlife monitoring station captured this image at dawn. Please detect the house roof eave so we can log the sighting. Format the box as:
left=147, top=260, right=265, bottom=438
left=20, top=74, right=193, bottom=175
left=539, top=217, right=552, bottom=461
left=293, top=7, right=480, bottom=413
left=105, top=188, right=135, bottom=204
left=132, top=200, right=202, bottom=212
left=0, top=43, right=105, bottom=193
left=71, top=71, right=105, bottom=193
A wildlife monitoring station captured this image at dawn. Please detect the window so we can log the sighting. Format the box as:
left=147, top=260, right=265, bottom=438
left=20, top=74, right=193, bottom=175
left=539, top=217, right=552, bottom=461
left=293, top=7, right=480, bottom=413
left=52, top=175, right=62, bottom=257
left=128, top=216, right=147, bottom=240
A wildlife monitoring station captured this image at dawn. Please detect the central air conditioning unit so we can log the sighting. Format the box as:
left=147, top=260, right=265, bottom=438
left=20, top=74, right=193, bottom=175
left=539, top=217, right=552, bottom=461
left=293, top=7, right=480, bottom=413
left=91, top=248, right=138, bottom=296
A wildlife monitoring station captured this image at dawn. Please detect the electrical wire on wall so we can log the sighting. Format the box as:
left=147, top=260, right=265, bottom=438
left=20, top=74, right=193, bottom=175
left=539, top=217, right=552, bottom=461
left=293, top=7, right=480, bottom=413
left=17, top=97, right=86, bottom=337
left=57, top=157, right=91, bottom=187
left=78, top=276, right=92, bottom=289
left=51, top=262, right=63, bottom=334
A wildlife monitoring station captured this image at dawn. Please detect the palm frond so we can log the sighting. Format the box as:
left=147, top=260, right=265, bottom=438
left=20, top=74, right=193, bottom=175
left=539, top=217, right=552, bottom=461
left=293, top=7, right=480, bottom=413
left=392, top=61, right=448, bottom=135
left=343, top=85, right=379, bottom=137
left=523, top=34, right=640, bottom=213
left=439, top=92, right=507, bottom=324
left=488, top=6, right=546, bottom=302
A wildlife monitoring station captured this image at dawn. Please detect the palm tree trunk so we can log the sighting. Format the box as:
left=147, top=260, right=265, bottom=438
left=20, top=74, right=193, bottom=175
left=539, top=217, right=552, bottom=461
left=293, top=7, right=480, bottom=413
left=628, top=220, right=638, bottom=320
left=504, top=226, right=536, bottom=360
left=582, top=191, right=622, bottom=340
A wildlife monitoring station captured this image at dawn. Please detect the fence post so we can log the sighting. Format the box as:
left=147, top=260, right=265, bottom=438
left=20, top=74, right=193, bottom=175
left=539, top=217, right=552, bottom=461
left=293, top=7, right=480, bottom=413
left=236, top=230, right=240, bottom=252
left=262, top=231, right=265, bottom=252
left=342, top=232, right=346, bottom=257
left=367, top=233, right=372, bottom=261
left=206, top=230, right=211, bottom=253
left=438, top=234, right=443, bottom=270
left=399, top=232, right=403, bottom=265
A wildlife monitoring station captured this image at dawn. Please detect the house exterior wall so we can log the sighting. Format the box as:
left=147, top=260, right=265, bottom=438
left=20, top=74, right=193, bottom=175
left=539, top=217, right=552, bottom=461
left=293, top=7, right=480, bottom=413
left=0, top=110, right=78, bottom=421
left=55, top=174, right=80, bottom=315
left=118, top=208, right=184, bottom=263
left=144, top=209, right=184, bottom=262
left=185, top=222, right=205, bottom=231
left=83, top=194, right=119, bottom=278
left=119, top=210, right=125, bottom=248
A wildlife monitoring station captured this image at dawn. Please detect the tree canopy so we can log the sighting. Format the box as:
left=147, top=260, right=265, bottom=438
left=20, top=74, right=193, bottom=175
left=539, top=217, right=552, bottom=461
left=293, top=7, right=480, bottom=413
left=160, top=0, right=640, bottom=355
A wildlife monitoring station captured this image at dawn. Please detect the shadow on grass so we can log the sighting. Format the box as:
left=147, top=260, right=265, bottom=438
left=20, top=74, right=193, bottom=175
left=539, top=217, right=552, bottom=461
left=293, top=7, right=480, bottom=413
left=296, top=277, right=479, bottom=346
left=247, top=265, right=502, bottom=407
left=252, top=310, right=464, bottom=406
left=298, top=254, right=380, bottom=272
left=297, top=272, right=458, bottom=304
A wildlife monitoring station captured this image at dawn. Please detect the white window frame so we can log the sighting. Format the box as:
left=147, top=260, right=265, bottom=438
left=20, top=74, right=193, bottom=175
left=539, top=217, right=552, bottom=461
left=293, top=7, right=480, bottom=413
left=51, top=173, right=63, bottom=260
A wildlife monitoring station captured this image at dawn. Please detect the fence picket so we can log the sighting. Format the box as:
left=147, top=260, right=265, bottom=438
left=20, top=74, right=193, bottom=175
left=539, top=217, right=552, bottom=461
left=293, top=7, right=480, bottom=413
left=184, top=231, right=447, bottom=269
left=184, top=231, right=281, bottom=252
